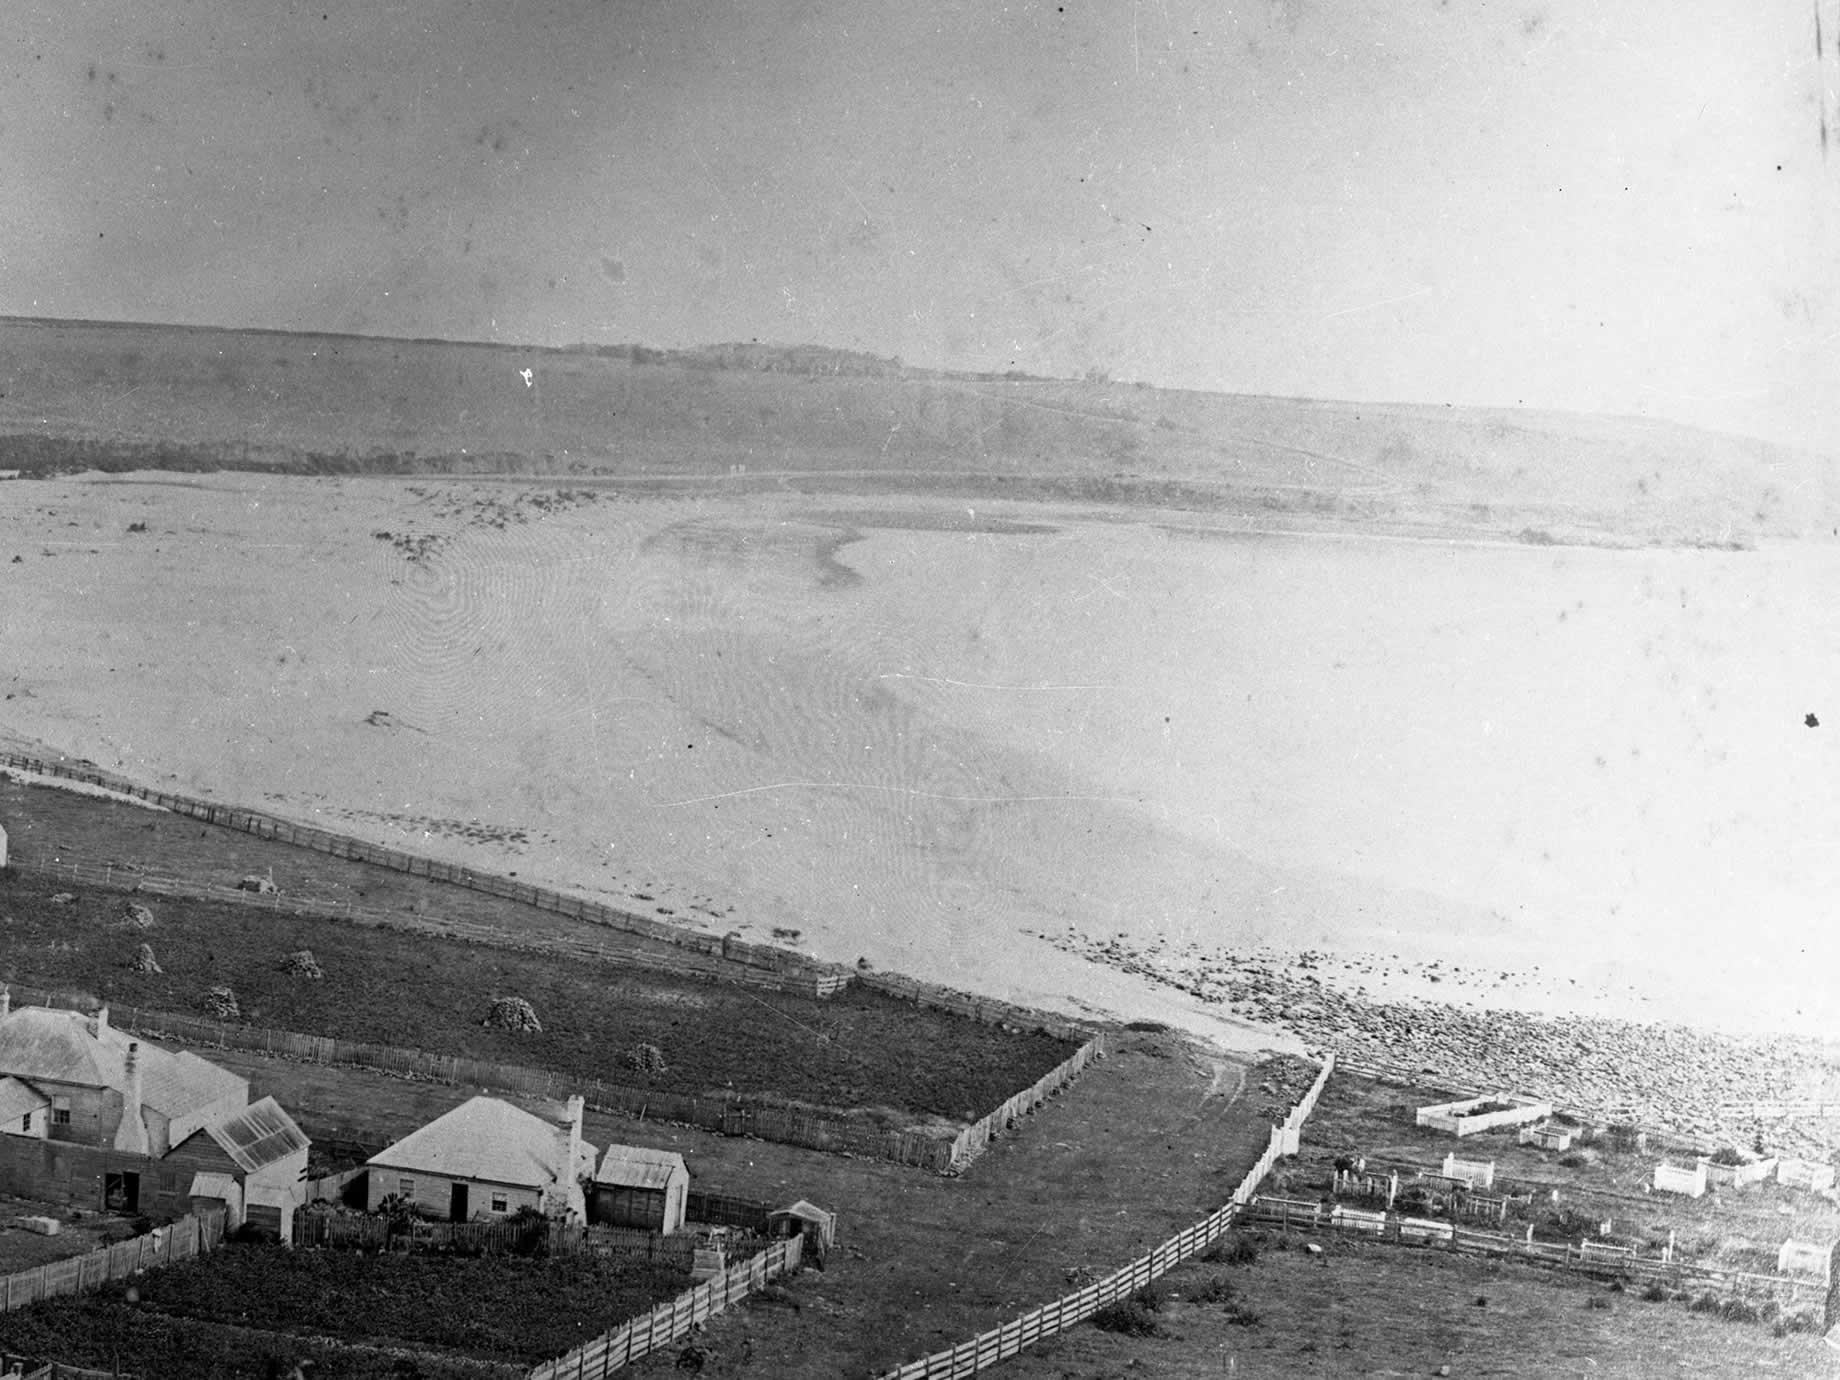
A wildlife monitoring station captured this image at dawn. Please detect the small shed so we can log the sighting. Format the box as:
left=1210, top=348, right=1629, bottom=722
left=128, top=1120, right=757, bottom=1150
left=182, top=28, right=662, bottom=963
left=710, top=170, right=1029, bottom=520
left=188, top=1171, right=244, bottom=1230
left=768, top=1199, right=835, bottom=1266
left=591, top=1145, right=689, bottom=1235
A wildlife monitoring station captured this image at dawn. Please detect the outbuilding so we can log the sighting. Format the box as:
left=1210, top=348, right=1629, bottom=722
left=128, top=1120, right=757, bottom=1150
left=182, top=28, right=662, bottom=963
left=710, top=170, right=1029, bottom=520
left=768, top=1199, right=836, bottom=1267
left=591, top=1144, right=689, bottom=1234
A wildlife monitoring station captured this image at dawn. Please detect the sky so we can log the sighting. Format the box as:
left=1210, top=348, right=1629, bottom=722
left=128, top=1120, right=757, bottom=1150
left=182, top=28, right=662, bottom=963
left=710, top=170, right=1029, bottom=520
left=4, top=0, right=1839, bottom=453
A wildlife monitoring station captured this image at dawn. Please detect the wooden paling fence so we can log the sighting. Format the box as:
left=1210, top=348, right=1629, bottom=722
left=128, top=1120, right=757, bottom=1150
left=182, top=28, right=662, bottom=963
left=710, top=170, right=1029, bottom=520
left=292, top=1209, right=701, bottom=1267
left=874, top=1053, right=1337, bottom=1378
left=0, top=749, right=849, bottom=996
left=684, top=1192, right=773, bottom=1234
left=525, top=1235, right=803, bottom=1379
left=0, top=1210, right=225, bottom=1314
left=945, top=1036, right=1106, bottom=1173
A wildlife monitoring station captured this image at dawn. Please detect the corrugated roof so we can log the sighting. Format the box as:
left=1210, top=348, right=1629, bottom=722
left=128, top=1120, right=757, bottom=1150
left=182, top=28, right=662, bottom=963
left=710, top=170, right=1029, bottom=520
left=0, top=1008, right=245, bottom=1117
left=0, top=1075, right=49, bottom=1123
left=204, top=1096, right=308, bottom=1173
left=368, top=1096, right=596, bottom=1190
left=595, top=1144, right=686, bottom=1191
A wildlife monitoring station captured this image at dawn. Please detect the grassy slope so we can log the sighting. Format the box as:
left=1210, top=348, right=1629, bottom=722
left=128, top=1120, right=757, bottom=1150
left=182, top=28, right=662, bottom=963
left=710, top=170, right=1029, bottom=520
left=0, top=317, right=1828, bottom=547
left=0, top=868, right=1073, bottom=1122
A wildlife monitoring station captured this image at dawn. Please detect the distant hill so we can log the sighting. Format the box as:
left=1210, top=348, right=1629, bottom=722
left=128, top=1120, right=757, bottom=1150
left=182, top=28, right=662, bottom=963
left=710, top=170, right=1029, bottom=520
left=0, top=315, right=1828, bottom=548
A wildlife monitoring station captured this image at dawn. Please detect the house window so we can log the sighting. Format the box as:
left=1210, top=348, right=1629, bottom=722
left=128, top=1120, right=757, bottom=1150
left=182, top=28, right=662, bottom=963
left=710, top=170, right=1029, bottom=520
left=399, top=1178, right=415, bottom=1197
left=19, top=1113, right=28, bottom=1133
left=160, top=1172, right=179, bottom=1193
left=51, top=1097, right=70, bottom=1126
left=490, top=1194, right=508, bottom=1214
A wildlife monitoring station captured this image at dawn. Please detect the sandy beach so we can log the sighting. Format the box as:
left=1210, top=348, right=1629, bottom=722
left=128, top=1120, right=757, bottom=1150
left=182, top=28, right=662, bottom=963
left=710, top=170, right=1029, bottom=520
left=3, top=471, right=1836, bottom=1055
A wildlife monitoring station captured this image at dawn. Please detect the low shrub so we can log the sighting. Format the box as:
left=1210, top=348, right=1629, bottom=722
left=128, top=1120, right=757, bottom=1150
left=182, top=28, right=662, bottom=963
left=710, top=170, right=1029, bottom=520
left=1092, top=1299, right=1159, bottom=1337
left=1584, top=1294, right=1611, bottom=1311
left=1639, top=1282, right=1669, bottom=1303
left=1189, top=1274, right=1236, bottom=1304
left=1223, top=1300, right=1262, bottom=1327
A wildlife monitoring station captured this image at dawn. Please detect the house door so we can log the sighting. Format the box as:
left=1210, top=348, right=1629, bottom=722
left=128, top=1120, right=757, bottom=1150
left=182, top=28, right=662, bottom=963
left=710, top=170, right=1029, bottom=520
left=105, top=1172, right=140, bottom=1213
left=449, top=1183, right=469, bottom=1222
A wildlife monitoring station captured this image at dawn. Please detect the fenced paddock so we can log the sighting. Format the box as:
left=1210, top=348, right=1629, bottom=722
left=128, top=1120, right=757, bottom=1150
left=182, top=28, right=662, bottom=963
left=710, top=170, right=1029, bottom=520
left=0, top=749, right=850, bottom=998
left=870, top=1053, right=1336, bottom=1379
left=0, top=1210, right=225, bottom=1313
left=5, top=984, right=1064, bottom=1173
left=524, top=1235, right=802, bottom=1379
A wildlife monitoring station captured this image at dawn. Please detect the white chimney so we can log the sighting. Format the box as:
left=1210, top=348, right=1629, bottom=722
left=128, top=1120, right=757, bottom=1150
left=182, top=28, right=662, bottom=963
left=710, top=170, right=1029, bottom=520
left=552, top=1096, right=585, bottom=1215
left=89, top=1005, right=109, bottom=1039
left=114, top=1041, right=148, bottom=1155
left=0, top=986, right=9, bottom=1018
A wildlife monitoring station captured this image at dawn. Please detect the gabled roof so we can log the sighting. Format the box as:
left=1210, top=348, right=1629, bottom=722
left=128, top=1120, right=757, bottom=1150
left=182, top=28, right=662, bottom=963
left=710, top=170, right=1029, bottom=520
left=595, top=1144, right=686, bottom=1191
left=0, top=1007, right=244, bottom=1116
left=368, top=1096, right=596, bottom=1191
left=201, top=1096, right=308, bottom=1173
left=142, top=1049, right=245, bottom=1119
left=0, top=1076, right=49, bottom=1123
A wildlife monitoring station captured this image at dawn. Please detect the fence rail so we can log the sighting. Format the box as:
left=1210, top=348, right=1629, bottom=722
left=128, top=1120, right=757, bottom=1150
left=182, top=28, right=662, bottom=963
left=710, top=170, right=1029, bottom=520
left=525, top=1234, right=803, bottom=1378
left=873, top=1053, right=1337, bottom=1378
left=1239, top=1194, right=1829, bottom=1304
left=0, top=1210, right=225, bottom=1314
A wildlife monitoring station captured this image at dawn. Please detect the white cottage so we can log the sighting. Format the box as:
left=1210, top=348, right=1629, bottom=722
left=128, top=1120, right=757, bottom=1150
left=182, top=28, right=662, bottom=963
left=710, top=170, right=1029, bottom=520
left=366, top=1095, right=595, bottom=1223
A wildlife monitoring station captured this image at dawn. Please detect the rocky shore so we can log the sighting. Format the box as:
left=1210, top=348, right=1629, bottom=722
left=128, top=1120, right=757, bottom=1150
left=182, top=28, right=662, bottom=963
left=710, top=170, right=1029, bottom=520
left=1037, top=929, right=1837, bottom=1160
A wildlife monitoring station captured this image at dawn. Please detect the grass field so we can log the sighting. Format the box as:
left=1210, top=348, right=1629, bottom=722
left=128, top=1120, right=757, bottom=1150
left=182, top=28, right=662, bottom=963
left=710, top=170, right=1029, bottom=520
left=0, top=1238, right=688, bottom=1376
left=0, top=864, right=1074, bottom=1124
left=994, top=1231, right=1830, bottom=1378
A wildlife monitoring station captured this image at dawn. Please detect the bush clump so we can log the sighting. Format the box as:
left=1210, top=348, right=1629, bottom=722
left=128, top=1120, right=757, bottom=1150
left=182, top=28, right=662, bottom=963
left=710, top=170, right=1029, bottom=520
left=482, top=995, right=542, bottom=1034
left=277, top=949, right=324, bottom=980
left=129, top=943, right=162, bottom=974
left=202, top=986, right=239, bottom=1021
left=626, top=1042, right=667, bottom=1075
left=1092, top=1289, right=1162, bottom=1337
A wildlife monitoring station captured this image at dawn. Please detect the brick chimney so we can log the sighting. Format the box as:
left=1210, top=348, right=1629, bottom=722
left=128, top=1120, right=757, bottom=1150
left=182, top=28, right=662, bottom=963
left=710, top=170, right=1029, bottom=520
left=114, top=1041, right=148, bottom=1154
